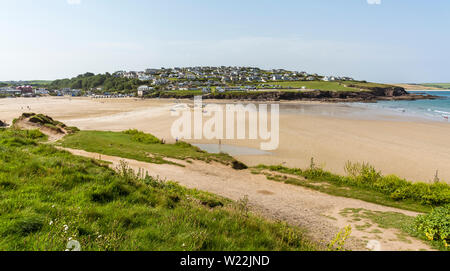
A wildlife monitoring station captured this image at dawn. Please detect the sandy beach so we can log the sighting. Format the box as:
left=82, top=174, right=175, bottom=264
left=1, top=96, right=450, bottom=183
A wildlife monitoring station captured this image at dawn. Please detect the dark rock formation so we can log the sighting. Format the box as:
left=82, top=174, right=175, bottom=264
left=153, top=86, right=437, bottom=102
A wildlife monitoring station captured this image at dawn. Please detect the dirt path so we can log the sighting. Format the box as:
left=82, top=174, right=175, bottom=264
left=61, top=147, right=433, bottom=251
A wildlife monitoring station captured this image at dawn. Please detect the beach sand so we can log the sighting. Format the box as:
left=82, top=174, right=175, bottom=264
left=1, top=96, right=449, bottom=183
left=393, top=84, right=448, bottom=91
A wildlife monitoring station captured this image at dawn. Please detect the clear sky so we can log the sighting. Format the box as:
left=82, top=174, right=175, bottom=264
left=0, top=0, right=449, bottom=83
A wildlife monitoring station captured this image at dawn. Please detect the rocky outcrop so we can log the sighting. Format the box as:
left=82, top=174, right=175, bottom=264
left=208, top=90, right=435, bottom=102
left=153, top=86, right=436, bottom=102
left=347, top=85, right=408, bottom=97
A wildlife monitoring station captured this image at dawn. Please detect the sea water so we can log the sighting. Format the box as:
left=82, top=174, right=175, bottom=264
left=352, top=91, right=450, bottom=122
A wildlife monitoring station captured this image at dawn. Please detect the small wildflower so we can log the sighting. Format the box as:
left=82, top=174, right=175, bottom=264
left=49, top=220, right=53, bottom=225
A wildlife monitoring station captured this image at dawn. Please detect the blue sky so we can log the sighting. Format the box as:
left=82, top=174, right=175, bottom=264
left=0, top=0, right=449, bottom=83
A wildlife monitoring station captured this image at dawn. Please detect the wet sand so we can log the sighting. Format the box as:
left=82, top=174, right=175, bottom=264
left=1, top=96, right=450, bottom=183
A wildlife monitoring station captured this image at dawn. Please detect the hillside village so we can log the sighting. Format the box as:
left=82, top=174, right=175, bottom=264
left=119, top=66, right=354, bottom=96
left=0, top=66, right=355, bottom=98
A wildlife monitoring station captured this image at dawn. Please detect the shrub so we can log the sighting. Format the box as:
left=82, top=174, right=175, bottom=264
left=123, top=129, right=161, bottom=144
left=175, top=141, right=198, bottom=149
left=327, top=225, right=352, bottom=251
left=415, top=204, right=450, bottom=249
left=262, top=161, right=450, bottom=207
left=344, top=161, right=381, bottom=184
left=373, top=175, right=409, bottom=194
left=344, top=162, right=449, bottom=206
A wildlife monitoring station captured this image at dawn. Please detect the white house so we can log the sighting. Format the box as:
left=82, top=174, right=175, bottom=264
left=322, top=76, right=336, bottom=82
left=137, top=85, right=152, bottom=97
left=272, top=75, right=282, bottom=81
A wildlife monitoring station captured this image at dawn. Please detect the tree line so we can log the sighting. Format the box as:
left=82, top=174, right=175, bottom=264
left=48, top=72, right=149, bottom=93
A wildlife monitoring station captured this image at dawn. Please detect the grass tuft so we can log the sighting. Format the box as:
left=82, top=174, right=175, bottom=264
left=0, top=128, right=316, bottom=251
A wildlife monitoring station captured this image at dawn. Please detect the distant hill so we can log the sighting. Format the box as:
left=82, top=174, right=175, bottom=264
left=394, top=83, right=450, bottom=90
left=420, top=83, right=450, bottom=90
left=0, top=80, right=53, bottom=87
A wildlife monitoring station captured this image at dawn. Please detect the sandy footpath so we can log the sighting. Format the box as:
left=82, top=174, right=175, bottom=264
left=1, top=97, right=449, bottom=183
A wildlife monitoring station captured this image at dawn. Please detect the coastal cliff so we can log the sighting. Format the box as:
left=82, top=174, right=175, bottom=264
left=153, top=86, right=435, bottom=102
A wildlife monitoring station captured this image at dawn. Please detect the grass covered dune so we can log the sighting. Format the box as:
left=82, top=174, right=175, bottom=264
left=0, top=129, right=314, bottom=251
left=59, top=129, right=237, bottom=167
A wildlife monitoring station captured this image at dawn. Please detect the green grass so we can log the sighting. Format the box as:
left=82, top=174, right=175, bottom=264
left=264, top=81, right=387, bottom=92
left=0, top=128, right=316, bottom=251
left=263, top=81, right=358, bottom=91
left=341, top=81, right=397, bottom=89
left=261, top=81, right=396, bottom=92
left=253, top=163, right=449, bottom=213
left=340, top=208, right=449, bottom=251
left=340, top=208, right=415, bottom=232
left=58, top=130, right=240, bottom=167
left=256, top=169, right=430, bottom=213
left=415, top=205, right=449, bottom=250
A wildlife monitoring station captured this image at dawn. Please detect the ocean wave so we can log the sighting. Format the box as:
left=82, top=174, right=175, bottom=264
left=434, top=110, right=450, bottom=115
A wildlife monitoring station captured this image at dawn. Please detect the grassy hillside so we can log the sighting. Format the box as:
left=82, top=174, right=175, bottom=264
left=420, top=83, right=450, bottom=90
left=0, top=128, right=315, bottom=251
